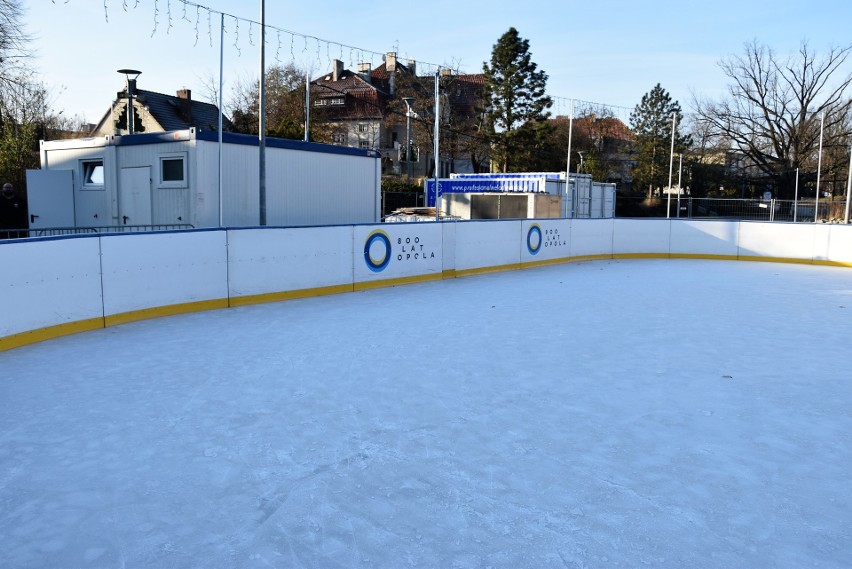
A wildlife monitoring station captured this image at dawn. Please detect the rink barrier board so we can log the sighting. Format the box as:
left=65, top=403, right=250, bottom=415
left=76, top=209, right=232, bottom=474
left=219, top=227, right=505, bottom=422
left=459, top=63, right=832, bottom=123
left=520, top=219, right=572, bottom=265
left=226, top=227, right=354, bottom=298
left=569, top=218, right=615, bottom=259
left=0, top=237, right=104, bottom=339
left=353, top=223, right=444, bottom=285
left=99, top=231, right=229, bottom=319
left=824, top=224, right=852, bottom=264
left=611, top=219, right=671, bottom=255
left=736, top=222, right=818, bottom=260
left=3, top=220, right=852, bottom=352
left=669, top=220, right=741, bottom=257
left=453, top=220, right=523, bottom=272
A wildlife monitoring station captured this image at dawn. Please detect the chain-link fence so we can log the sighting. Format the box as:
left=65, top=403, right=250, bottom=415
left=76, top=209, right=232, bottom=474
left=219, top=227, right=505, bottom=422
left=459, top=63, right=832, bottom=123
left=617, top=196, right=851, bottom=223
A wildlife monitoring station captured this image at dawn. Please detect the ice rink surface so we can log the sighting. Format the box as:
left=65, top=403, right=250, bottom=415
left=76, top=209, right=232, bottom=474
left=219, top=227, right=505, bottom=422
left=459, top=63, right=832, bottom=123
left=1, top=259, right=851, bottom=568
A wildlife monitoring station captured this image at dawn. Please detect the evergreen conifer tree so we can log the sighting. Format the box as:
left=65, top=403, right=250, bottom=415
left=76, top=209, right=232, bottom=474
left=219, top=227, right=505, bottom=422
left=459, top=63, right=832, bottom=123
left=483, top=28, right=552, bottom=172
left=629, top=84, right=691, bottom=198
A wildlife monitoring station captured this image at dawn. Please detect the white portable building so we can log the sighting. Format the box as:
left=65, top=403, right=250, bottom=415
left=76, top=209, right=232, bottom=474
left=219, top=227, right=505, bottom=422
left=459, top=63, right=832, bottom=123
left=28, top=129, right=381, bottom=230
left=427, top=172, right=615, bottom=219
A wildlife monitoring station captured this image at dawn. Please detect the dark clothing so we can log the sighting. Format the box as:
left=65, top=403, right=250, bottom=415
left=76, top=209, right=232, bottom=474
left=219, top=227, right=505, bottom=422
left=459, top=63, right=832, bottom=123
left=0, top=197, right=27, bottom=230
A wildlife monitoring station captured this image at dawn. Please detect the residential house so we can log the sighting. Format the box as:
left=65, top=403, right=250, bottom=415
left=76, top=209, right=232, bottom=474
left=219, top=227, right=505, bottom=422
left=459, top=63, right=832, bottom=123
left=91, top=78, right=233, bottom=136
left=563, top=114, right=635, bottom=191
left=310, top=53, right=488, bottom=179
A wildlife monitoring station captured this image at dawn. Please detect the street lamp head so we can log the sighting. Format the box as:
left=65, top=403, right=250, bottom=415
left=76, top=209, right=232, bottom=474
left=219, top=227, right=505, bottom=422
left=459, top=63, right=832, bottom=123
left=117, top=69, right=142, bottom=92
left=117, top=69, right=142, bottom=134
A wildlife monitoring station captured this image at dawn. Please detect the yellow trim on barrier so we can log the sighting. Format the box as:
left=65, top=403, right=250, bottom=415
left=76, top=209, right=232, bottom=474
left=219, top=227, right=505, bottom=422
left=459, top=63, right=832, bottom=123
left=442, top=269, right=458, bottom=279
left=230, top=284, right=354, bottom=306
left=104, top=299, right=230, bottom=328
left=613, top=252, right=670, bottom=260
left=455, top=263, right=523, bottom=278
left=737, top=255, right=815, bottom=266
left=813, top=259, right=852, bottom=268
left=354, top=273, right=442, bottom=292
left=566, top=254, right=613, bottom=263
left=521, top=256, right=574, bottom=270
left=669, top=253, right=739, bottom=261
left=0, top=317, right=104, bottom=352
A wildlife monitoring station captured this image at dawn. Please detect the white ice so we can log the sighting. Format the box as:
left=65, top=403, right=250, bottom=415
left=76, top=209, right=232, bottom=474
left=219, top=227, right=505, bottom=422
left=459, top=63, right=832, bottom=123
left=1, top=259, right=851, bottom=568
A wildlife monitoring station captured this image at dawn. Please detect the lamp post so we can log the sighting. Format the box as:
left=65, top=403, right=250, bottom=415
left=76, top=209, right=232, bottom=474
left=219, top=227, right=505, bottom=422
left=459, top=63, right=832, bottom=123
left=814, top=112, right=824, bottom=223
left=845, top=146, right=852, bottom=224
left=433, top=69, right=440, bottom=221
left=117, top=69, right=141, bottom=135
left=564, top=99, right=574, bottom=218
left=402, top=97, right=415, bottom=185
left=677, top=153, right=682, bottom=218
left=258, top=0, right=267, bottom=226
left=666, top=112, right=676, bottom=219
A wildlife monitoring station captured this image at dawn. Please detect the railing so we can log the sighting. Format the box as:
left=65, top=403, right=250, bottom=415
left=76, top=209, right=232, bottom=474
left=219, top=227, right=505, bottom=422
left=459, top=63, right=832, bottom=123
left=617, top=196, right=851, bottom=223
left=0, top=224, right=195, bottom=240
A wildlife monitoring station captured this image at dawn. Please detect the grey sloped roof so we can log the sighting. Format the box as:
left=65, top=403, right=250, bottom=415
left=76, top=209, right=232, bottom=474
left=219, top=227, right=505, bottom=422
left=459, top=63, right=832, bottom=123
left=135, top=89, right=233, bottom=131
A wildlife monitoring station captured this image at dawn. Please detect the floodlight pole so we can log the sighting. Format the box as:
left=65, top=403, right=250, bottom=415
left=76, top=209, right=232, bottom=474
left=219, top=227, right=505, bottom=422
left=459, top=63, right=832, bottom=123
left=218, top=13, right=224, bottom=227
left=403, top=97, right=415, bottom=185
left=258, top=0, right=267, bottom=226
left=564, top=99, right=574, bottom=218
left=677, top=153, right=682, bottom=218
left=814, top=112, right=824, bottom=223
left=794, top=168, right=800, bottom=223
left=667, top=112, right=676, bottom=219
left=304, top=72, right=310, bottom=142
left=845, top=146, right=852, bottom=224
left=433, top=69, right=440, bottom=221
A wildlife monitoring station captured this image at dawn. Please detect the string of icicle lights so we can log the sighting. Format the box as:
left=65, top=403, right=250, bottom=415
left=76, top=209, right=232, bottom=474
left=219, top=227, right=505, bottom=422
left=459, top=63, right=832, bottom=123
left=53, top=0, right=637, bottom=120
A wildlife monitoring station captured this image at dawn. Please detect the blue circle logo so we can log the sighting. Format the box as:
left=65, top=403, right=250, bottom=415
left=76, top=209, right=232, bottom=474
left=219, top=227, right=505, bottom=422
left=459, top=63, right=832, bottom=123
left=364, top=230, right=392, bottom=272
left=527, top=224, right=542, bottom=255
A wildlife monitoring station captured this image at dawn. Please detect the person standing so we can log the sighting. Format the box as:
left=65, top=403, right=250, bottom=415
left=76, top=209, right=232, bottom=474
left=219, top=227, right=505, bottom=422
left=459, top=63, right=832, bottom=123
left=1, top=182, right=27, bottom=237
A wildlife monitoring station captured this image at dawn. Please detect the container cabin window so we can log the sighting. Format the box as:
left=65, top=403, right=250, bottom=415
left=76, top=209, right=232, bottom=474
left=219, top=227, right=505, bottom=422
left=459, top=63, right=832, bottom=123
left=81, top=160, right=104, bottom=189
left=159, top=154, right=187, bottom=188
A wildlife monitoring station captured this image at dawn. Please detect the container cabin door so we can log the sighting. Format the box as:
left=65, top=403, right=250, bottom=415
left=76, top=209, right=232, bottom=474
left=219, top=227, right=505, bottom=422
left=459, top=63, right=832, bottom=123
left=25, top=169, right=75, bottom=229
left=119, top=167, right=152, bottom=226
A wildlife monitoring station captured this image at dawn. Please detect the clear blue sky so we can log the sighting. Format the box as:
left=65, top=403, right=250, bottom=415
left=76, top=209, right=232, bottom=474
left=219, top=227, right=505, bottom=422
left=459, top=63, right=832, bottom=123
left=25, top=0, right=852, bottom=125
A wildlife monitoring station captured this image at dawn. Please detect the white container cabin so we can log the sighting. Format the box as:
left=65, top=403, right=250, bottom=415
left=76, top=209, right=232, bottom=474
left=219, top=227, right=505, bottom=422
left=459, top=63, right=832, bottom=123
left=28, top=129, right=381, bottom=230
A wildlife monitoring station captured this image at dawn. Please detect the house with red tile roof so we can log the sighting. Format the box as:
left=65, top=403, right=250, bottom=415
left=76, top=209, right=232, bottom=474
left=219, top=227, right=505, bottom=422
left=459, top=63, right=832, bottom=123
left=310, top=53, right=488, bottom=179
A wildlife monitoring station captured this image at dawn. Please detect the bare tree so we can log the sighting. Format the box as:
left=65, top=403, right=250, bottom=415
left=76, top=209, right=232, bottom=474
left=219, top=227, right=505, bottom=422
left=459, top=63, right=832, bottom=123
left=694, top=40, right=852, bottom=199
left=0, top=0, right=31, bottom=93
left=0, top=0, right=39, bottom=193
left=224, top=63, right=319, bottom=140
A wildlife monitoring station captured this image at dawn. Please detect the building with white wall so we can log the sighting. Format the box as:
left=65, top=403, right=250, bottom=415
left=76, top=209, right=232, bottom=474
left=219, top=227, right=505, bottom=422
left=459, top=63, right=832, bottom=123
left=28, top=129, right=381, bottom=230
